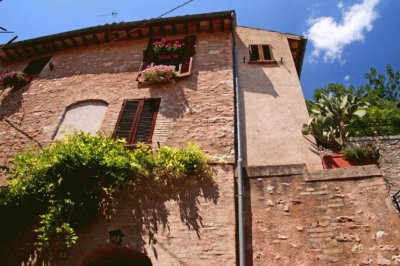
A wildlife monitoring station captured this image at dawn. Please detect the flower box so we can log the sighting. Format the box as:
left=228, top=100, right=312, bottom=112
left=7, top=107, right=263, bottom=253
left=157, top=53, right=180, bottom=61
left=0, top=71, right=31, bottom=89
left=322, top=154, right=376, bottom=169
left=140, top=65, right=177, bottom=83
left=153, top=39, right=183, bottom=54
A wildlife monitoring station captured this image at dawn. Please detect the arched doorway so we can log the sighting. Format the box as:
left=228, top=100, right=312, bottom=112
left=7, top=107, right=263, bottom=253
left=79, top=246, right=152, bottom=266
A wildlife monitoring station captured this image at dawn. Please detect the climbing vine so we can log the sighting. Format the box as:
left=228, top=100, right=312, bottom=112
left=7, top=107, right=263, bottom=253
left=2, top=132, right=213, bottom=251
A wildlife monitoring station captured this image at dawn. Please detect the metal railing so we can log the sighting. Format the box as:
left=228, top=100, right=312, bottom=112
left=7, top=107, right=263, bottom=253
left=394, top=190, right=400, bottom=212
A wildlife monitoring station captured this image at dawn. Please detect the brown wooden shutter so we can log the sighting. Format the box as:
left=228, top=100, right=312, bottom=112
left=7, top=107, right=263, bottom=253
left=113, top=100, right=139, bottom=142
left=142, top=38, right=161, bottom=69
left=134, top=99, right=160, bottom=143
left=180, top=35, right=196, bottom=74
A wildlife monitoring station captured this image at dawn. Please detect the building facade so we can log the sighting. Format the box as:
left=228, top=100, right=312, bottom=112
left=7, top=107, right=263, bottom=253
left=2, top=10, right=395, bottom=266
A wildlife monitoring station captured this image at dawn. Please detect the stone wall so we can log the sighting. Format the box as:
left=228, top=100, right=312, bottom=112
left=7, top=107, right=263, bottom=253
left=246, top=166, right=400, bottom=265
left=349, top=135, right=400, bottom=195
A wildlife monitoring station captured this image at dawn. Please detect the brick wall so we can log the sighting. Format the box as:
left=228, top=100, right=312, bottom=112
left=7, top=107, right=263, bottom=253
left=0, top=31, right=237, bottom=265
left=246, top=169, right=400, bottom=265
left=0, top=32, right=234, bottom=185
left=1, top=165, right=236, bottom=266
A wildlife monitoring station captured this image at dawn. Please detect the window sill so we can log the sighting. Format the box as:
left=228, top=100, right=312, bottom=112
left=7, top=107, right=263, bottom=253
left=248, top=60, right=278, bottom=65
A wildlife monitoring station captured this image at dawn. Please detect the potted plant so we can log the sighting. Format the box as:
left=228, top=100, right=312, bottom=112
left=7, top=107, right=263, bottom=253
left=153, top=39, right=184, bottom=60
left=0, top=71, right=31, bottom=90
left=302, top=93, right=372, bottom=169
left=140, top=65, right=177, bottom=83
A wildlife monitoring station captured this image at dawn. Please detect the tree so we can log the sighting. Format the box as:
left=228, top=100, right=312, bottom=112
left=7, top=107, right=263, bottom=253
left=309, top=65, right=400, bottom=137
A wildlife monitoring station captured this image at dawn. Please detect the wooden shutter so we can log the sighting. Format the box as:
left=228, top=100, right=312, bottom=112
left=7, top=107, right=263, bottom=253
left=133, top=99, right=160, bottom=143
left=142, top=38, right=160, bottom=69
left=114, top=99, right=160, bottom=144
left=113, top=100, right=139, bottom=142
left=180, top=35, right=196, bottom=75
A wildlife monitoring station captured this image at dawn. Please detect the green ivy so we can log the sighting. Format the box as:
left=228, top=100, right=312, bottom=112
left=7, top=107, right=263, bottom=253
left=2, top=132, right=212, bottom=251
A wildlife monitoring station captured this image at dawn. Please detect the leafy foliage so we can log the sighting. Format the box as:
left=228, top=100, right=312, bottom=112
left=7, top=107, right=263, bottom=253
left=348, top=99, right=400, bottom=136
left=2, top=133, right=212, bottom=251
left=310, top=65, right=400, bottom=137
left=0, top=71, right=31, bottom=89
left=342, top=145, right=379, bottom=164
left=302, top=93, right=368, bottom=150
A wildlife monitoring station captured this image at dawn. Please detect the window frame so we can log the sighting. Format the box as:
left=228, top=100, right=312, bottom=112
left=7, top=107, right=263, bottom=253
left=137, top=35, right=196, bottom=81
left=248, top=44, right=277, bottom=64
left=113, top=98, right=160, bottom=145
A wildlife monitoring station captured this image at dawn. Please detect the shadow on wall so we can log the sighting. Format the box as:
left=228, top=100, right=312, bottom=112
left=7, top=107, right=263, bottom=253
left=0, top=84, right=30, bottom=121
left=235, top=37, right=279, bottom=97
left=147, top=73, right=199, bottom=120
left=122, top=173, right=219, bottom=260
left=236, top=36, right=280, bottom=167
left=0, top=169, right=219, bottom=265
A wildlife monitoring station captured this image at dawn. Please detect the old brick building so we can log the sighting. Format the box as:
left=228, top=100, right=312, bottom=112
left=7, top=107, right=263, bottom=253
left=0, top=10, right=399, bottom=266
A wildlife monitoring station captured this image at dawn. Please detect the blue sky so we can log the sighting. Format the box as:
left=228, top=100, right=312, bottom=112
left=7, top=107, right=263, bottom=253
left=1, top=0, right=399, bottom=99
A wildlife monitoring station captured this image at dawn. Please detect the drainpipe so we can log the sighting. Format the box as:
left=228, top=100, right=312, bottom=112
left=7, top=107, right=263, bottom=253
left=231, top=11, right=246, bottom=266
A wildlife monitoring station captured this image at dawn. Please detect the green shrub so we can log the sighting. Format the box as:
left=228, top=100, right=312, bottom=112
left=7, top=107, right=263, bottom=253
left=2, top=133, right=212, bottom=251
left=342, top=145, right=380, bottom=164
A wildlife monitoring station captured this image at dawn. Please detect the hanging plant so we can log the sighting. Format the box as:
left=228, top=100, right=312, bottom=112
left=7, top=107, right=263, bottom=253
left=152, top=39, right=184, bottom=54
left=141, top=65, right=177, bottom=83
left=1, top=132, right=213, bottom=251
left=0, top=71, right=31, bottom=89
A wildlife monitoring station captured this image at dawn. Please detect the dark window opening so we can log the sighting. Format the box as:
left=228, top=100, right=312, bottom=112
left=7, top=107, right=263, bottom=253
left=114, top=99, right=160, bottom=145
left=250, top=45, right=260, bottom=61
left=262, top=45, right=272, bottom=60
left=23, top=56, right=51, bottom=75
left=249, top=44, right=275, bottom=62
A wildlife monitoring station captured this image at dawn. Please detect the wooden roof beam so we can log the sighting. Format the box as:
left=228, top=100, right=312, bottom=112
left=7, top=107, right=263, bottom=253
left=22, top=46, right=33, bottom=57
left=4, top=50, right=16, bottom=61
left=104, top=32, right=110, bottom=42
left=125, top=28, right=132, bottom=40
left=80, top=35, right=89, bottom=45
left=209, top=20, right=214, bottom=32
left=184, top=22, right=189, bottom=34
left=10, top=48, right=24, bottom=60
left=70, top=37, right=79, bottom=47
left=172, top=24, right=177, bottom=35
left=60, top=39, right=70, bottom=49
left=92, top=34, right=100, bottom=44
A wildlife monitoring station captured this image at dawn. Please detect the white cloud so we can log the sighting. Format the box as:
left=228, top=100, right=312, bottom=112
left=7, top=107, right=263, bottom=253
left=306, top=0, right=381, bottom=62
left=344, top=75, right=350, bottom=81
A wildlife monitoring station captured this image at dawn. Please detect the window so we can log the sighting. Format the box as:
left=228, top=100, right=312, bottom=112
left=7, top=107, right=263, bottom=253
left=249, top=44, right=276, bottom=63
left=138, top=35, right=196, bottom=79
left=23, top=56, right=52, bottom=75
left=113, top=99, right=160, bottom=144
left=54, top=100, right=108, bottom=140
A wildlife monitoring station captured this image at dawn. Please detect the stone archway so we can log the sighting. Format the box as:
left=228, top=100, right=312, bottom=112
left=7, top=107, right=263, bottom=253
left=79, top=246, right=152, bottom=266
